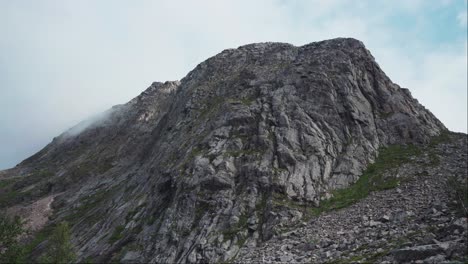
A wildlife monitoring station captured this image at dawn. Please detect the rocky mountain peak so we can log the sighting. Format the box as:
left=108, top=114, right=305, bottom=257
left=0, top=38, right=464, bottom=264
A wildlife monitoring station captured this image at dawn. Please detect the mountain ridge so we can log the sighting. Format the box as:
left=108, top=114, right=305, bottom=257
left=1, top=38, right=464, bottom=263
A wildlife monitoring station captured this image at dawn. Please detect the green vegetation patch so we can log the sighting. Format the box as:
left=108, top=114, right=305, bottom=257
left=0, top=190, right=21, bottom=208
left=227, top=96, right=255, bottom=106
left=272, top=132, right=457, bottom=224
left=179, top=146, right=207, bottom=172
left=199, top=96, right=225, bottom=119
left=0, top=169, right=55, bottom=208
left=426, top=130, right=452, bottom=166
left=447, top=176, right=468, bottom=217
left=0, top=178, right=16, bottom=189
left=272, top=144, right=425, bottom=220
left=39, top=221, right=76, bottom=263
left=273, top=192, right=307, bottom=212
left=222, top=212, right=249, bottom=246
left=312, top=144, right=421, bottom=215
left=2, top=217, right=76, bottom=263
left=23, top=225, right=55, bottom=259
left=109, top=225, right=125, bottom=244
left=378, top=111, right=393, bottom=119
left=0, top=214, right=26, bottom=263
left=64, top=186, right=119, bottom=226
left=428, top=130, right=451, bottom=148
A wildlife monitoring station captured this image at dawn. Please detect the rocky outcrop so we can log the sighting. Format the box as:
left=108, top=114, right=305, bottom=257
left=237, top=133, right=467, bottom=263
left=0, top=38, right=451, bottom=263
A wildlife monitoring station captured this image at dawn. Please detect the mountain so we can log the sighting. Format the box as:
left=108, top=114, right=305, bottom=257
left=0, top=38, right=466, bottom=263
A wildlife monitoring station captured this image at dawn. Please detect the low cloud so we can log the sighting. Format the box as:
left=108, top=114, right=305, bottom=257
left=63, top=107, right=119, bottom=137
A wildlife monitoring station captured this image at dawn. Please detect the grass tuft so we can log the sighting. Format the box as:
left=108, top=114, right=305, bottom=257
left=311, top=144, right=421, bottom=215
left=108, top=225, right=125, bottom=244
left=272, top=144, right=425, bottom=219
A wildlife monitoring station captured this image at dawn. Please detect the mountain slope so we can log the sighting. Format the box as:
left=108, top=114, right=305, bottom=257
left=238, top=133, right=467, bottom=263
left=0, top=38, right=456, bottom=263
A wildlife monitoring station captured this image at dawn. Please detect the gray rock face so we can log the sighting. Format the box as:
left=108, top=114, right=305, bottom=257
left=0, top=38, right=448, bottom=263
left=237, top=134, right=467, bottom=263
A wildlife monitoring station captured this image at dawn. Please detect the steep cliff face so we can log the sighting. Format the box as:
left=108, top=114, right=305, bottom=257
left=0, top=38, right=448, bottom=263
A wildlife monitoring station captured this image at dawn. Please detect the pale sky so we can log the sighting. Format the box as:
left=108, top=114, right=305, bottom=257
left=0, top=0, right=467, bottom=169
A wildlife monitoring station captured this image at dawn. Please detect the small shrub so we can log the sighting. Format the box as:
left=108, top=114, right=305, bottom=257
left=39, top=221, right=76, bottom=264
left=0, top=214, right=25, bottom=263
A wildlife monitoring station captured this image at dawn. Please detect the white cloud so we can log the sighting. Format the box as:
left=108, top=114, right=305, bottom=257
left=457, top=10, right=467, bottom=27
left=379, top=42, right=467, bottom=133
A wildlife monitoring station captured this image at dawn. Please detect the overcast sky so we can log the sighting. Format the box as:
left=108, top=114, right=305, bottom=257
left=0, top=0, right=466, bottom=170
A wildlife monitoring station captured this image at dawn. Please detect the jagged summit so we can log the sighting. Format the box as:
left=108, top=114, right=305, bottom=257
left=300, top=37, right=367, bottom=49
left=224, top=37, right=365, bottom=54
left=1, top=38, right=462, bottom=263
